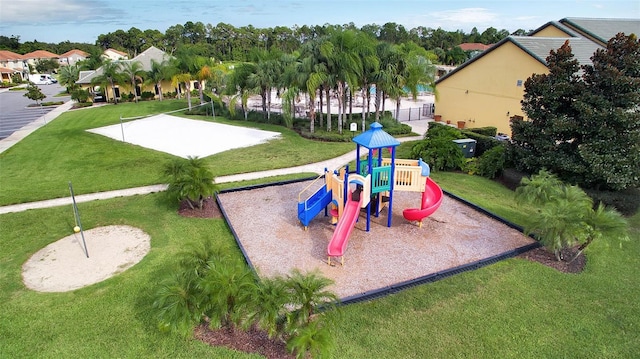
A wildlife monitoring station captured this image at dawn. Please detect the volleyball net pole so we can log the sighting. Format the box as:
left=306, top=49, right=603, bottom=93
left=69, top=181, right=89, bottom=258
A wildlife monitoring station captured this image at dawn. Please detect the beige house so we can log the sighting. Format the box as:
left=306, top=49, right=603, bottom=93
left=435, top=18, right=640, bottom=135
left=59, top=49, right=89, bottom=66
left=0, top=50, right=28, bottom=82
left=102, top=48, right=129, bottom=61
left=22, top=50, right=60, bottom=70
left=77, top=46, right=172, bottom=102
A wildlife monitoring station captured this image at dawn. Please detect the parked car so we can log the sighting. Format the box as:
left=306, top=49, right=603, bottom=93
left=28, top=74, right=56, bottom=85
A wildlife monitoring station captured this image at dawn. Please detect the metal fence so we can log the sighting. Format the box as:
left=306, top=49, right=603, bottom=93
left=394, top=103, right=435, bottom=122
left=246, top=103, right=435, bottom=122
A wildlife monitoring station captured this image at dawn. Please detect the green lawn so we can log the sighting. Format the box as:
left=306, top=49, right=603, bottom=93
left=0, top=100, right=353, bottom=205
left=0, top=101, right=638, bottom=358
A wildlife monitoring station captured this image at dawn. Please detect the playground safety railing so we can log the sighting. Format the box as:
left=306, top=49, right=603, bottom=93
left=298, top=171, right=325, bottom=203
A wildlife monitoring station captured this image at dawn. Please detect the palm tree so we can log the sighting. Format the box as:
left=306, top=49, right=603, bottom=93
left=198, top=261, right=257, bottom=329
left=120, top=61, right=145, bottom=103
left=195, top=65, right=212, bottom=105
left=163, top=156, right=217, bottom=210
left=226, top=62, right=256, bottom=120
left=171, top=48, right=203, bottom=110
left=58, top=64, right=80, bottom=93
left=90, top=59, right=123, bottom=104
left=570, top=202, right=628, bottom=262
left=516, top=170, right=628, bottom=261
left=286, top=320, right=334, bottom=359
left=284, top=269, right=337, bottom=327
left=146, top=59, right=173, bottom=101
left=326, top=29, right=362, bottom=134
left=252, top=276, right=290, bottom=339
left=171, top=73, right=193, bottom=107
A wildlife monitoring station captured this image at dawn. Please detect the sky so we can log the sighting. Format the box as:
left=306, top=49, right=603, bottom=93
left=0, top=0, right=638, bottom=44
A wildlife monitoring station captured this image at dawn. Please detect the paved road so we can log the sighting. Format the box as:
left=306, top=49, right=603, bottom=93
left=0, top=83, right=70, bottom=140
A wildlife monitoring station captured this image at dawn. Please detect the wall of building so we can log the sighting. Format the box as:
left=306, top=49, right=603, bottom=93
left=435, top=41, right=549, bottom=135
left=530, top=26, right=571, bottom=38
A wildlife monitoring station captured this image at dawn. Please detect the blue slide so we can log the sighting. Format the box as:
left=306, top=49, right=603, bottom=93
left=298, top=185, right=333, bottom=229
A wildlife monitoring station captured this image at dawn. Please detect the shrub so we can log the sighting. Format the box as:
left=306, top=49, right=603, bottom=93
left=477, top=144, right=506, bottom=179
left=463, top=158, right=478, bottom=175
left=468, top=126, right=498, bottom=137
left=584, top=188, right=640, bottom=216
left=460, top=130, right=501, bottom=156
left=70, top=88, right=90, bottom=103
left=140, top=91, right=155, bottom=101
left=163, top=156, right=217, bottom=210
left=500, top=168, right=528, bottom=190
left=411, top=122, right=465, bottom=171
left=411, top=137, right=465, bottom=171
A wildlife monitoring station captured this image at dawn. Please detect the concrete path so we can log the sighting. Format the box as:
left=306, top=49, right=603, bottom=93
left=0, top=100, right=430, bottom=214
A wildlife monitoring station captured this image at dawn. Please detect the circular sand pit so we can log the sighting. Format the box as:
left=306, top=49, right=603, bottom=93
left=22, top=225, right=151, bottom=292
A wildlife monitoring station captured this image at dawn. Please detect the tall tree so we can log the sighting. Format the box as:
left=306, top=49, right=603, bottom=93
left=145, top=59, right=173, bottom=101
left=120, top=61, right=145, bottom=103
left=510, top=41, right=585, bottom=182
left=90, top=59, right=124, bottom=104
left=511, top=34, right=640, bottom=191
left=578, top=33, right=640, bottom=191
left=58, top=64, right=80, bottom=93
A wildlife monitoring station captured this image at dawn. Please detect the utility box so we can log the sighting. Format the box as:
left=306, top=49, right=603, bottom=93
left=453, top=139, right=477, bottom=158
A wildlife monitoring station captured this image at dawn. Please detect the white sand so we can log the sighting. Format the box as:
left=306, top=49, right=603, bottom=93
left=22, top=225, right=150, bottom=292
left=87, top=114, right=281, bottom=159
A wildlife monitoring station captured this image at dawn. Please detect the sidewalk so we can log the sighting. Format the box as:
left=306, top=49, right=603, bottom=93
left=0, top=101, right=429, bottom=214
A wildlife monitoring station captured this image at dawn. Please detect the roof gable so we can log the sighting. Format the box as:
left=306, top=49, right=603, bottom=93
left=436, top=35, right=604, bottom=85
left=23, top=50, right=59, bottom=59
left=529, top=21, right=579, bottom=37
left=0, top=50, right=24, bottom=61
left=458, top=43, right=492, bottom=51
left=60, top=49, right=89, bottom=58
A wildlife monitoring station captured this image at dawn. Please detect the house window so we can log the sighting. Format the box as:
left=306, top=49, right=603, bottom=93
left=516, top=80, right=523, bottom=87
left=114, top=87, right=121, bottom=98
left=154, top=84, right=159, bottom=95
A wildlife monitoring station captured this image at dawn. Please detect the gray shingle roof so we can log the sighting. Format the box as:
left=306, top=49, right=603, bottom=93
left=435, top=35, right=603, bottom=84
left=509, top=36, right=603, bottom=66
left=561, top=18, right=640, bottom=44
left=77, top=46, right=171, bottom=84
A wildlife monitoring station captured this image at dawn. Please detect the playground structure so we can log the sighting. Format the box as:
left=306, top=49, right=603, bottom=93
left=297, top=122, right=443, bottom=265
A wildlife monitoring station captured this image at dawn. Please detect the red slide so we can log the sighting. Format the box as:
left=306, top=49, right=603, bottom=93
left=327, top=190, right=363, bottom=265
left=402, top=177, right=443, bottom=226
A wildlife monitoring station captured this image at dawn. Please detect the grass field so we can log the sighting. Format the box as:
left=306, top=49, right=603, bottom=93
left=0, top=101, right=638, bottom=358
left=0, top=100, right=353, bottom=205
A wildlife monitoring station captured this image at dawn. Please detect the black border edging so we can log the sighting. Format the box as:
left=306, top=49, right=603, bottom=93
left=218, top=177, right=541, bottom=308
left=216, top=175, right=319, bottom=274
left=442, top=189, right=526, bottom=232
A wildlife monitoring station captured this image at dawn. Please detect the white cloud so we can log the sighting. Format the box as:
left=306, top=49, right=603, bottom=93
left=0, top=0, right=121, bottom=25
left=431, top=7, right=498, bottom=24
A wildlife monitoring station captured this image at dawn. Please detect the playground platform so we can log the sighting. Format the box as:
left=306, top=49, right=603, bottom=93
left=217, top=179, right=536, bottom=300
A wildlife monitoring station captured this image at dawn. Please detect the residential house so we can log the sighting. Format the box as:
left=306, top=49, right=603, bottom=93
left=102, top=48, right=129, bottom=61
left=458, top=42, right=493, bottom=58
left=58, top=49, right=89, bottom=66
left=77, top=46, right=172, bottom=102
left=22, top=50, right=60, bottom=72
left=0, top=50, right=28, bottom=82
left=434, top=18, right=639, bottom=135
